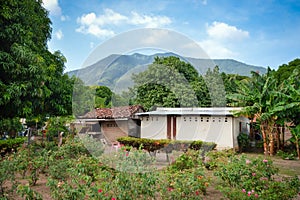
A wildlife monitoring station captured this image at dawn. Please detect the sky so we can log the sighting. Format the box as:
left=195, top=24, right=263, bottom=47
left=42, top=0, right=300, bottom=72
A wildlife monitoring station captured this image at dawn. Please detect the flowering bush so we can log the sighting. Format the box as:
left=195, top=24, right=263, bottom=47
left=214, top=155, right=300, bottom=199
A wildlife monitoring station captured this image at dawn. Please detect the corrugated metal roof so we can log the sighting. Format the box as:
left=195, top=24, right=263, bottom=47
left=136, top=107, right=242, bottom=116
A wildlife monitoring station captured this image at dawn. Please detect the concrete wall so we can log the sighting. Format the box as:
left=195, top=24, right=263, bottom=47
left=176, top=116, right=234, bottom=149
left=140, top=116, right=166, bottom=139
left=140, top=115, right=250, bottom=149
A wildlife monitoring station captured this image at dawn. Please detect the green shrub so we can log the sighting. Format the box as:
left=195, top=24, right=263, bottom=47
left=237, top=133, right=250, bottom=152
left=0, top=137, right=26, bottom=155
left=214, top=154, right=300, bottom=199
left=117, top=137, right=216, bottom=153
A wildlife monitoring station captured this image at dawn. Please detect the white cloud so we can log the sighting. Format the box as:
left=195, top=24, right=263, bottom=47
left=42, top=0, right=61, bottom=16
left=198, top=40, right=236, bottom=58
left=129, top=12, right=171, bottom=28
left=55, top=29, right=63, bottom=40
left=60, top=15, right=70, bottom=21
left=198, top=21, right=249, bottom=58
left=76, top=9, right=171, bottom=38
left=206, top=21, right=249, bottom=41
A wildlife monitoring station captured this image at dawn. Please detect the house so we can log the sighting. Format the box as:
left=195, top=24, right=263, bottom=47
left=77, top=105, right=144, bottom=144
left=136, top=107, right=249, bottom=149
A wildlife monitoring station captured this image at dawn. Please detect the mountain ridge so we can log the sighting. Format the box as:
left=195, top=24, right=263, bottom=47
left=68, top=53, right=266, bottom=89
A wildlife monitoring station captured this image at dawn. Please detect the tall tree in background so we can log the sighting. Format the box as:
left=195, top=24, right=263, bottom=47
left=204, top=66, right=227, bottom=107
left=131, top=56, right=199, bottom=110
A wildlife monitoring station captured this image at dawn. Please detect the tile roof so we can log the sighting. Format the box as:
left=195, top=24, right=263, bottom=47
left=81, top=105, right=144, bottom=119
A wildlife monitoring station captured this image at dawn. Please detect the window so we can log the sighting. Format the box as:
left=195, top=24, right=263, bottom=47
left=206, top=117, right=209, bottom=122
left=184, top=117, right=186, bottom=122
left=200, top=117, right=203, bottom=122
left=225, top=117, right=228, bottom=122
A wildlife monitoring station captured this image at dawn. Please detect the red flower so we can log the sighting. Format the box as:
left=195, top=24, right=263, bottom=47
left=98, top=189, right=103, bottom=193
left=168, top=187, right=174, bottom=192
left=111, top=198, right=116, bottom=200
left=195, top=190, right=200, bottom=195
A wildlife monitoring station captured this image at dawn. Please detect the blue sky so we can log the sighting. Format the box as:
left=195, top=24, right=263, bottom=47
left=43, top=0, right=300, bottom=72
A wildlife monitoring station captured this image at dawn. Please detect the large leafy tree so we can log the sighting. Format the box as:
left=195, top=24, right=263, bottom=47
left=0, top=0, right=74, bottom=133
left=131, top=56, right=200, bottom=110
left=0, top=0, right=51, bottom=118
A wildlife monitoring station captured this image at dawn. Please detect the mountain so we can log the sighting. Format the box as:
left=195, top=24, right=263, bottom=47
left=68, top=53, right=266, bottom=91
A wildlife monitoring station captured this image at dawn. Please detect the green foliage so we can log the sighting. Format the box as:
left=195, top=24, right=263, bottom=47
left=79, top=134, right=105, bottom=158
left=203, top=149, right=236, bottom=170
left=0, top=118, right=23, bottom=138
left=214, top=155, right=300, bottom=200
left=0, top=156, right=18, bottom=198
left=168, top=149, right=202, bottom=171
left=72, top=78, right=95, bottom=117
left=276, top=150, right=297, bottom=160
left=131, top=56, right=200, bottom=110
left=46, top=116, right=73, bottom=141
left=0, top=137, right=26, bottom=156
left=274, top=58, right=300, bottom=83
left=204, top=66, right=226, bottom=106
left=237, top=133, right=250, bottom=152
left=117, top=136, right=216, bottom=153
left=17, top=185, right=42, bottom=200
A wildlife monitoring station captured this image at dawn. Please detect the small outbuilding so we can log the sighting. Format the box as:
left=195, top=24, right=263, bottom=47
left=77, top=105, right=144, bottom=144
left=136, top=107, right=249, bottom=149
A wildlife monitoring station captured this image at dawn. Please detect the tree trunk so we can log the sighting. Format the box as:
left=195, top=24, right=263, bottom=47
left=260, top=123, right=269, bottom=155
left=269, top=130, right=274, bottom=156
left=296, top=139, right=300, bottom=160
left=281, top=125, right=285, bottom=150
left=276, top=124, right=281, bottom=151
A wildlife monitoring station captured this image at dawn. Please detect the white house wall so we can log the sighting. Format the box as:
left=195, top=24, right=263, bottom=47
left=176, top=116, right=234, bottom=149
left=140, top=116, right=166, bottom=139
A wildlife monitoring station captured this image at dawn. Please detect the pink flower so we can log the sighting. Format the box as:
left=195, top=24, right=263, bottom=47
left=98, top=189, right=103, bottom=193
left=246, top=159, right=251, bottom=164
left=263, top=159, right=268, bottom=163
left=248, top=191, right=252, bottom=196
left=168, top=187, right=174, bottom=192
left=242, top=189, right=246, bottom=193
left=255, top=193, right=259, bottom=198
left=252, top=172, right=256, bottom=176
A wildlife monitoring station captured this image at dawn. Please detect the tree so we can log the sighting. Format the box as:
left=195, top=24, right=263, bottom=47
left=131, top=56, right=199, bottom=110
left=274, top=58, right=300, bottom=83
left=0, top=0, right=49, bottom=118
left=204, top=66, right=226, bottom=107
left=93, top=85, right=113, bottom=108
left=0, top=0, right=74, bottom=127
left=228, top=71, right=279, bottom=155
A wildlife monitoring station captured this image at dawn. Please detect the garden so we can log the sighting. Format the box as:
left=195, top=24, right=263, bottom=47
left=0, top=133, right=299, bottom=200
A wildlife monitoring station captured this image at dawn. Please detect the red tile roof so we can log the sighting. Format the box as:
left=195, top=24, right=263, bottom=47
left=82, top=105, right=144, bottom=119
